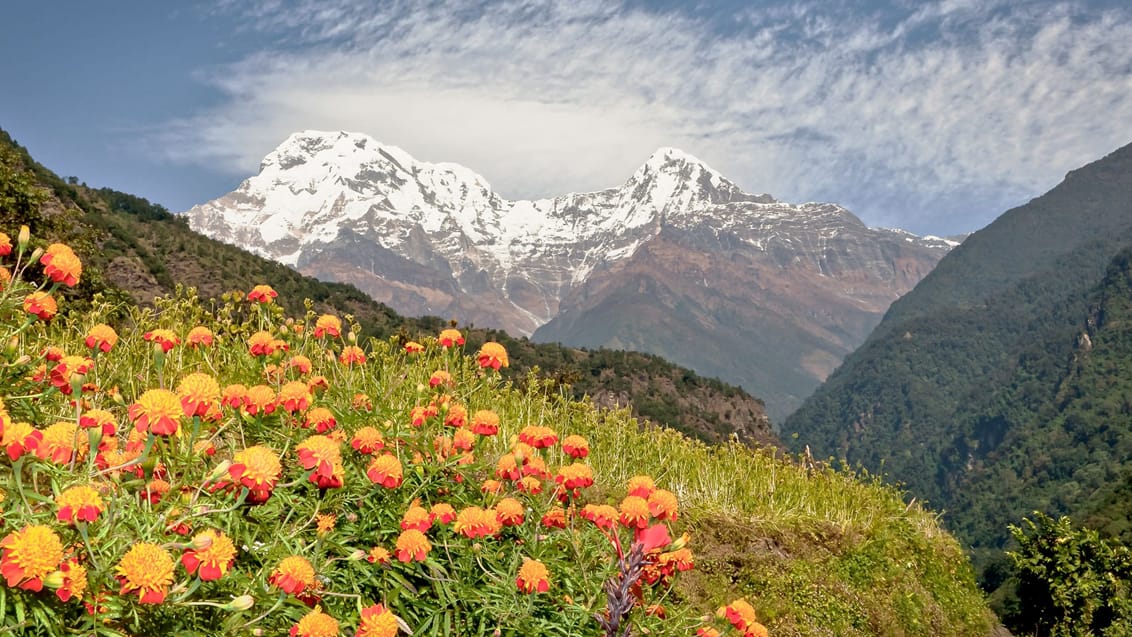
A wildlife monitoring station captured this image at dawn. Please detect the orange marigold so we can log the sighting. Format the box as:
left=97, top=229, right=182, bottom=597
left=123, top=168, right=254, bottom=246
left=304, top=407, right=337, bottom=433
left=40, top=243, right=82, bottom=286
left=243, top=384, right=277, bottom=416
left=395, top=529, right=431, bottom=562
left=647, top=489, right=679, bottom=521
left=0, top=525, right=64, bottom=591
left=51, top=558, right=87, bottom=602
left=357, top=603, right=400, bottom=637
left=429, top=370, right=453, bottom=388
left=518, top=425, right=558, bottom=449
left=291, top=606, right=339, bottom=637
left=0, top=231, right=9, bottom=256
left=555, top=463, right=594, bottom=490
left=296, top=435, right=344, bottom=489
left=516, top=559, right=550, bottom=593
left=278, top=381, right=313, bottom=413
left=177, top=372, right=221, bottom=418
left=438, top=329, right=464, bottom=347
left=270, top=555, right=316, bottom=595
left=469, top=410, right=500, bottom=436
left=116, top=543, right=175, bottom=603
left=143, top=328, right=180, bottom=352
left=339, top=346, right=366, bottom=366
left=314, top=314, right=341, bottom=338
left=627, top=475, right=656, bottom=499
left=49, top=355, right=94, bottom=395
left=79, top=408, right=117, bottom=435
left=221, top=383, right=247, bottom=409
left=316, top=513, right=337, bottom=536
left=443, top=404, right=467, bottom=428
left=129, top=388, right=182, bottom=435
left=366, top=454, right=403, bottom=488
left=619, top=495, right=651, bottom=530
left=495, top=498, right=526, bottom=527
left=181, top=529, right=237, bottom=581
left=247, top=284, right=277, bottom=304
left=367, top=546, right=391, bottom=565
left=476, top=342, right=509, bottom=370
left=2, top=421, right=41, bottom=461
left=430, top=503, right=456, bottom=525
left=23, top=291, right=57, bottom=321
left=403, top=341, right=424, bottom=354
left=186, top=325, right=214, bottom=348
left=38, top=421, right=86, bottom=464
left=229, top=445, right=283, bottom=502
left=287, top=354, right=313, bottom=375
left=454, top=506, right=501, bottom=539
left=56, top=484, right=104, bottom=524
left=350, top=426, right=384, bottom=454
left=561, top=435, right=589, bottom=459
left=541, top=506, right=567, bottom=529
left=248, top=331, right=278, bottom=356
left=84, top=323, right=119, bottom=353
left=580, top=504, right=618, bottom=530
left=452, top=428, right=476, bottom=452
left=401, top=506, right=432, bottom=533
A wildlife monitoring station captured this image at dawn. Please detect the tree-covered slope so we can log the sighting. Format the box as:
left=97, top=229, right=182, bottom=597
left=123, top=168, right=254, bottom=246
left=785, top=140, right=1132, bottom=557
left=0, top=127, right=776, bottom=448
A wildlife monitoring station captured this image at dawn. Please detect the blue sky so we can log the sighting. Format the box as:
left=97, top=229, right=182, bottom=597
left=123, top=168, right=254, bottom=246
left=2, top=0, right=1130, bottom=236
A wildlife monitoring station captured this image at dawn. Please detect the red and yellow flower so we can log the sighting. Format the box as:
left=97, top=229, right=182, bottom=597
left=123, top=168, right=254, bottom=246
left=49, top=559, right=87, bottom=603
left=516, top=559, right=550, bottom=593
left=116, top=543, right=175, bottom=603
left=400, top=505, right=432, bottom=532
left=79, top=409, right=117, bottom=436
left=84, top=324, right=119, bottom=352
left=186, top=325, right=214, bottom=348
left=228, top=445, right=283, bottom=502
left=619, top=495, right=651, bottom=530
left=430, top=503, right=457, bottom=525
left=357, top=603, right=400, bottom=637
left=278, top=381, right=313, bottom=413
left=627, top=475, right=656, bottom=499
left=56, top=484, right=105, bottom=524
left=270, top=556, right=316, bottom=595
left=339, top=346, right=366, bottom=366
left=129, top=388, right=182, bottom=435
left=438, top=329, right=464, bottom=347
left=49, top=355, right=94, bottom=395
left=143, top=328, right=181, bottom=352
left=314, top=314, right=341, bottom=338
left=38, top=421, right=87, bottom=464
left=181, top=529, right=237, bottom=581
left=366, top=454, right=403, bottom=488
left=23, top=292, right=57, bottom=321
left=177, top=373, right=221, bottom=418
left=243, top=385, right=277, bottom=416
left=541, top=506, right=567, bottom=529
left=476, top=342, right=509, bottom=369
left=351, top=426, right=384, bottom=454
left=454, top=506, right=501, bottom=539
left=495, top=498, right=526, bottom=527
left=247, top=284, right=278, bottom=304
left=580, top=504, right=618, bottom=530
left=248, top=331, right=279, bottom=356
left=40, top=243, right=82, bottom=286
left=2, top=421, right=41, bottom=461
left=0, top=525, right=64, bottom=591
left=304, top=407, right=337, bottom=433
left=394, top=529, right=431, bottom=562
left=404, top=341, right=424, bottom=354
left=562, top=435, right=589, bottom=458
left=296, top=435, right=344, bottom=489
left=519, top=425, right=558, bottom=449
left=647, top=489, right=679, bottom=521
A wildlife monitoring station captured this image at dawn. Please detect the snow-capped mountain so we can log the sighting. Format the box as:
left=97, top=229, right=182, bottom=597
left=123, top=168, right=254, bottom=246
left=186, top=130, right=954, bottom=419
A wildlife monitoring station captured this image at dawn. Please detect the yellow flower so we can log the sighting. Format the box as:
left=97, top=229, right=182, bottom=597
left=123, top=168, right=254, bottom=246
left=0, top=525, right=64, bottom=591
left=494, top=498, right=526, bottom=527
left=40, top=244, right=82, bottom=286
left=438, top=329, right=464, bottom=347
left=181, top=529, right=237, bottom=581
left=177, top=372, right=221, bottom=418
left=291, top=606, right=338, bottom=637
left=38, top=421, right=87, bottom=464
left=315, top=513, right=337, bottom=536
left=116, top=543, right=175, bottom=603
left=395, top=529, right=431, bottom=562
left=366, top=454, right=403, bottom=488
left=143, top=328, right=181, bottom=352
left=186, top=325, right=214, bottom=348
left=270, top=555, right=316, bottom=594
left=647, top=489, right=679, bottom=521
left=516, top=559, right=550, bottom=593
left=247, top=284, right=277, bottom=304
left=129, top=388, right=182, bottom=435
left=350, top=426, right=385, bottom=454
left=278, top=381, right=313, bottom=413
left=314, top=314, right=341, bottom=338
left=618, top=495, right=651, bottom=530
left=476, top=342, right=509, bottom=369
left=357, top=603, right=400, bottom=637
left=84, top=324, right=119, bottom=352
left=56, top=485, right=105, bottom=524
left=23, top=291, right=57, bottom=321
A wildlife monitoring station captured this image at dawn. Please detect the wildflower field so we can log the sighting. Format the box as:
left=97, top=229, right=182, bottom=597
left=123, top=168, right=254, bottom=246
left=0, top=228, right=780, bottom=636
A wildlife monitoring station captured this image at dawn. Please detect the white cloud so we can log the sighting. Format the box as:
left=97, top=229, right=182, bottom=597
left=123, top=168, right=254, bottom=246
left=161, top=0, right=1132, bottom=234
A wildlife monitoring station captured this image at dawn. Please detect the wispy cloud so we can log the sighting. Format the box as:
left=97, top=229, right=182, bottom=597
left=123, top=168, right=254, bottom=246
left=160, top=0, right=1132, bottom=233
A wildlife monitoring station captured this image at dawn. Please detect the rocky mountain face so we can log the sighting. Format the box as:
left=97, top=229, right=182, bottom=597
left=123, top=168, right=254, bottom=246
left=185, top=130, right=953, bottom=420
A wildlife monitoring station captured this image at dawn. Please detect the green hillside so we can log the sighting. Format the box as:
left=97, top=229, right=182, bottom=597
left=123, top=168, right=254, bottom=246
left=784, top=141, right=1132, bottom=610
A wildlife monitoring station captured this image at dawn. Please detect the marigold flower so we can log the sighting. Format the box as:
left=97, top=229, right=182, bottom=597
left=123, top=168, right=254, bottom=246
left=229, top=445, right=283, bottom=500
left=494, top=498, right=525, bottom=527
left=39, top=421, right=86, bottom=464
left=84, top=324, right=119, bottom=352
left=221, top=383, right=247, bottom=409
left=49, top=355, right=94, bottom=395
left=357, top=603, right=400, bottom=637
left=143, top=328, right=180, bottom=352
left=248, top=331, right=278, bottom=356
left=314, top=314, right=341, bottom=338
left=367, top=547, right=391, bottom=564
left=659, top=548, right=695, bottom=573
left=403, top=341, right=424, bottom=354
left=339, top=346, right=366, bottom=366
left=182, top=529, right=237, bottom=581
left=495, top=454, right=521, bottom=481
left=555, top=463, right=594, bottom=490
left=395, top=529, right=431, bottom=562
left=580, top=504, right=618, bottom=530
left=79, top=409, right=117, bottom=436
left=366, top=454, right=403, bottom=488
left=400, top=506, right=432, bottom=532
left=0, top=525, right=64, bottom=591
left=476, top=342, right=509, bottom=369
left=519, top=425, right=558, bottom=449
left=23, top=291, right=57, bottom=321
left=287, top=355, right=313, bottom=375
left=695, top=627, right=722, bottom=637
left=290, top=606, right=338, bottom=637
left=352, top=392, right=373, bottom=411
left=315, top=513, right=337, bottom=536
left=429, top=370, right=453, bottom=388
left=647, top=489, right=679, bottom=521
left=0, top=232, right=9, bottom=256
left=2, top=421, right=41, bottom=461
left=409, top=404, right=436, bottom=427
left=142, top=478, right=172, bottom=505
left=0, top=266, right=10, bottom=290
left=541, top=506, right=567, bottom=529
left=438, top=329, right=464, bottom=347
left=522, top=456, right=549, bottom=479
left=452, top=428, right=476, bottom=452
left=296, top=435, right=344, bottom=489
left=56, top=485, right=104, bottom=524
left=177, top=373, right=221, bottom=418
left=186, top=325, right=214, bottom=348
left=443, top=404, right=467, bottom=428
left=276, top=381, right=312, bottom=414
left=247, top=284, right=277, bottom=304
left=430, top=503, right=456, bottom=525
left=627, top=475, right=656, bottom=499
left=480, top=478, right=503, bottom=494
left=243, top=385, right=277, bottom=416
left=41, top=243, right=81, bottom=286
left=454, top=506, right=501, bottom=539
left=562, top=435, right=589, bottom=458
left=517, top=476, right=543, bottom=495
left=516, top=559, right=550, bottom=593
left=350, top=426, right=384, bottom=454
left=718, top=598, right=762, bottom=634
left=270, top=556, right=316, bottom=594
left=51, top=559, right=87, bottom=602
left=460, top=412, right=497, bottom=439
left=129, top=388, right=182, bottom=435
left=304, top=407, right=337, bottom=433
left=116, top=543, right=175, bottom=603
left=619, top=495, right=651, bottom=530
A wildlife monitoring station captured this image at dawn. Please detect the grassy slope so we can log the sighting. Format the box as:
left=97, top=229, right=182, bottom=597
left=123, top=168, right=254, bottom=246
left=0, top=127, right=995, bottom=635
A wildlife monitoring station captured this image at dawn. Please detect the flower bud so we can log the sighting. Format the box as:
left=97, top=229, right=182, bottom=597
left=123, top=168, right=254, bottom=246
left=225, top=595, right=255, bottom=611
left=347, top=330, right=357, bottom=344
left=28, top=247, right=44, bottom=264
left=42, top=570, right=65, bottom=589
left=191, top=534, right=214, bottom=551
left=348, top=549, right=368, bottom=561
left=17, top=225, right=29, bottom=252
left=205, top=460, right=233, bottom=484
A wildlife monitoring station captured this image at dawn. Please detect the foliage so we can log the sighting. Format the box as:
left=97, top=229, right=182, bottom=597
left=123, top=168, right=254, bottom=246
left=1006, top=513, right=1132, bottom=636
